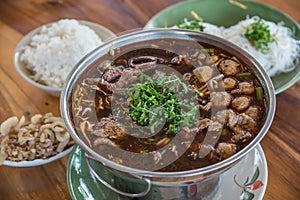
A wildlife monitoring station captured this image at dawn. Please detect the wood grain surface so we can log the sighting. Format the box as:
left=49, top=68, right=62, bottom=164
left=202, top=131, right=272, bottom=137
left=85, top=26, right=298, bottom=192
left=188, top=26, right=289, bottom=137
left=0, top=0, right=299, bottom=199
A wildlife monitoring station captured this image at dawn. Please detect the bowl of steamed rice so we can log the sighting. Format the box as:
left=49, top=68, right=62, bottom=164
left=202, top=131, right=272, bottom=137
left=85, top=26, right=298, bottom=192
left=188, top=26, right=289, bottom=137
left=14, top=19, right=115, bottom=97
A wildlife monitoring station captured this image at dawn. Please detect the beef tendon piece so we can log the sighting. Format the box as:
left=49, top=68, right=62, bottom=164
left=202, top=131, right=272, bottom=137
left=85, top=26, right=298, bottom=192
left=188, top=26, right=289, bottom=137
left=231, top=82, right=255, bottom=95
left=199, top=102, right=212, bottom=112
left=193, top=66, right=214, bottom=83
left=213, top=109, right=236, bottom=125
left=217, top=143, right=237, bottom=159
left=92, top=117, right=127, bottom=139
left=205, top=55, right=219, bottom=65
left=128, top=56, right=166, bottom=68
left=102, top=66, right=124, bottom=83
left=229, top=113, right=259, bottom=143
left=197, top=118, right=212, bottom=131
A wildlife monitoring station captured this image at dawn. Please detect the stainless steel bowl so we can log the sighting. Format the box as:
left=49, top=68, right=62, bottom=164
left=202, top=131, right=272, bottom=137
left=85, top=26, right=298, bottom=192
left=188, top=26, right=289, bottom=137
left=60, top=29, right=276, bottom=199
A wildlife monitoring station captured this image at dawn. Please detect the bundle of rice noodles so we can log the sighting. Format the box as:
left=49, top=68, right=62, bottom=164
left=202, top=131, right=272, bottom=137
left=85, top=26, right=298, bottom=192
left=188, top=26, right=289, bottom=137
left=172, top=16, right=300, bottom=77
left=223, top=16, right=300, bottom=77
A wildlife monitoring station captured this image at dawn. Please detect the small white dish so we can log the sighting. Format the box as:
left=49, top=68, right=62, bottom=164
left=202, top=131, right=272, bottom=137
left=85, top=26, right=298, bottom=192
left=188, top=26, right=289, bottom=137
left=3, top=146, right=73, bottom=167
left=13, top=20, right=116, bottom=97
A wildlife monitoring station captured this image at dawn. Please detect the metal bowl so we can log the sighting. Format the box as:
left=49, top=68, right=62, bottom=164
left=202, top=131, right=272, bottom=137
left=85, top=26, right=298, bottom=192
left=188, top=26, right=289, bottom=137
left=60, top=29, right=276, bottom=199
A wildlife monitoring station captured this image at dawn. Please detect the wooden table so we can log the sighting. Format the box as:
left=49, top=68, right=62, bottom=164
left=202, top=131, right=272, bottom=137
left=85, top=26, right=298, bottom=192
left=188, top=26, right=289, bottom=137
left=0, top=0, right=299, bottom=199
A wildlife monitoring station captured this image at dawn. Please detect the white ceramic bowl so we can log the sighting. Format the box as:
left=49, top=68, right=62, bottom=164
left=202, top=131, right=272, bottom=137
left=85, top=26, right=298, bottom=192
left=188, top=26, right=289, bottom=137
left=14, top=20, right=116, bottom=97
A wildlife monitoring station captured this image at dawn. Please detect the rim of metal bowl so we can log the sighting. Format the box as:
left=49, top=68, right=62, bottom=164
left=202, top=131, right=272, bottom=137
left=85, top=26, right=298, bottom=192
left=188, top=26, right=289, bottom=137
left=60, top=28, right=276, bottom=178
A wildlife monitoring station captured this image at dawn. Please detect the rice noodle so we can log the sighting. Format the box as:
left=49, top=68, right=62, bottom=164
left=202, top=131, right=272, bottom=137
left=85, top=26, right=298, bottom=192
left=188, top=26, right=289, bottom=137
left=172, top=19, right=224, bottom=37
left=201, top=22, right=224, bottom=38
left=172, top=16, right=300, bottom=77
left=223, top=16, right=300, bottom=77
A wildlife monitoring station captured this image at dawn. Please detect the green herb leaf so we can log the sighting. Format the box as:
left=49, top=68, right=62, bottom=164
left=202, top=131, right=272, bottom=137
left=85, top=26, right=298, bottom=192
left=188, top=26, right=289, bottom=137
left=128, top=75, right=196, bottom=134
left=176, top=18, right=205, bottom=32
left=243, top=18, right=275, bottom=54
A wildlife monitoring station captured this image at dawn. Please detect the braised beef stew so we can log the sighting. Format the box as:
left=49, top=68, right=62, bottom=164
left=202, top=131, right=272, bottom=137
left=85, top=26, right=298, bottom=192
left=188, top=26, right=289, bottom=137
left=70, top=39, right=266, bottom=172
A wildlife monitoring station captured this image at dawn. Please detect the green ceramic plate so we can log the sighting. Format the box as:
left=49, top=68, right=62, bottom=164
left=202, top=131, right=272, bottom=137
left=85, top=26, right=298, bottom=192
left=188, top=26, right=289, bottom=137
left=67, top=145, right=128, bottom=200
left=67, top=144, right=267, bottom=200
left=145, top=0, right=300, bottom=94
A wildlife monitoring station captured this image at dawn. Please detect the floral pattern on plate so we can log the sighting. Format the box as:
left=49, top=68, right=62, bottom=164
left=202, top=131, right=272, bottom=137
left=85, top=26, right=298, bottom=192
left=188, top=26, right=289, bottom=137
left=234, top=167, right=264, bottom=200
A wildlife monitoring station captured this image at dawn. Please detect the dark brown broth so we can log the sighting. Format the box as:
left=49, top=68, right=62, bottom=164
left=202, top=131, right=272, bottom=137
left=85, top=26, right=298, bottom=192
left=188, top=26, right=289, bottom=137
left=70, top=39, right=266, bottom=172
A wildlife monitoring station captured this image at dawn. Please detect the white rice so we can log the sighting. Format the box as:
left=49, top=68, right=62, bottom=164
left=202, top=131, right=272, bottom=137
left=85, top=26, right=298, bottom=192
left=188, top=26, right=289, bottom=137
left=20, top=19, right=103, bottom=88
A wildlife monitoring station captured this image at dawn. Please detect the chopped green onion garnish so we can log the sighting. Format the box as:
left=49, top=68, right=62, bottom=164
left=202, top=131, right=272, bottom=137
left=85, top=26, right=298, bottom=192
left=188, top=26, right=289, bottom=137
left=128, top=75, right=196, bottom=134
left=255, top=87, right=263, bottom=102
left=175, top=18, right=205, bottom=32
left=201, top=48, right=215, bottom=54
left=236, top=72, right=252, bottom=77
left=243, top=18, right=276, bottom=54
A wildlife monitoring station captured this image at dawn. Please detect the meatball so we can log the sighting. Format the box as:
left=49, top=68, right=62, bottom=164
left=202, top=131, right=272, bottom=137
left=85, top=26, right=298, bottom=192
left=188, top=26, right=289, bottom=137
left=244, top=106, right=261, bottom=122
left=219, top=59, right=240, bottom=76
left=231, top=96, right=252, bottom=112
left=223, top=77, right=238, bottom=90
left=193, top=66, right=214, bottom=83
left=211, top=92, right=232, bottom=107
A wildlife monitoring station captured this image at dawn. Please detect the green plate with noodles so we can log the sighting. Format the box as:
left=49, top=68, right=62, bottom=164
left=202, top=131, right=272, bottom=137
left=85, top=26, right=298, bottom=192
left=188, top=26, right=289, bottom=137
left=145, top=0, right=300, bottom=94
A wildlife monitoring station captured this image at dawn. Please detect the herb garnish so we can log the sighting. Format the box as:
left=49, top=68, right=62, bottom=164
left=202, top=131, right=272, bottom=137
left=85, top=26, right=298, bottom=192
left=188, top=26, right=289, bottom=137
left=176, top=18, right=205, bottom=32
left=243, top=18, right=275, bottom=54
left=128, top=74, right=197, bottom=134
left=175, top=11, right=205, bottom=31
